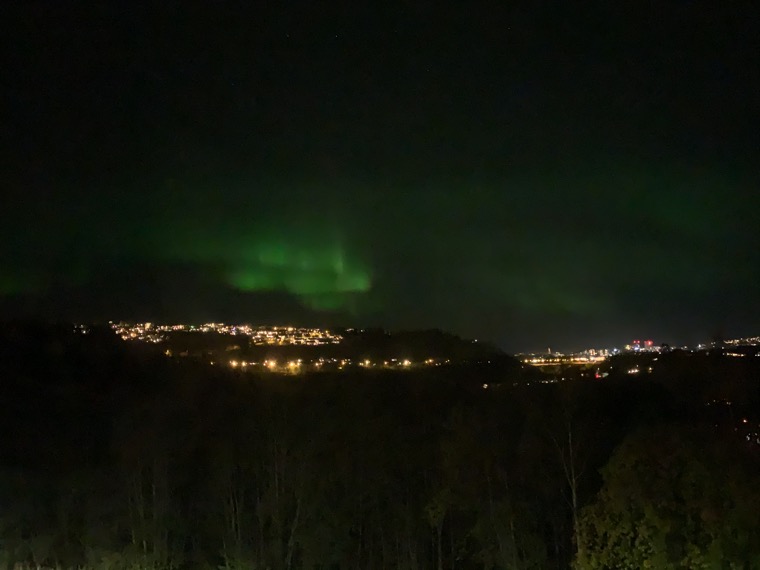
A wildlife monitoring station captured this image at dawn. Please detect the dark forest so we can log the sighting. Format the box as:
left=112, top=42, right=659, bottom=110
left=2, top=323, right=758, bottom=569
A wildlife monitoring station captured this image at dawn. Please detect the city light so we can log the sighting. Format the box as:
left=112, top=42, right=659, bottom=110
left=111, top=322, right=343, bottom=345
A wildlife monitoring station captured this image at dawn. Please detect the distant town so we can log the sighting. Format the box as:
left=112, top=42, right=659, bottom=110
left=518, top=336, right=760, bottom=367
left=111, top=321, right=343, bottom=346
left=104, top=321, right=499, bottom=374
left=101, top=321, right=760, bottom=376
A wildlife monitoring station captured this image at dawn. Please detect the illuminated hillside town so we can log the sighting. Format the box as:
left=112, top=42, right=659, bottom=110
left=111, top=321, right=342, bottom=345
left=107, top=321, right=465, bottom=373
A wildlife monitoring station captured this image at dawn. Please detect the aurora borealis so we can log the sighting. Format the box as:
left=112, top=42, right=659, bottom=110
left=3, top=3, right=760, bottom=350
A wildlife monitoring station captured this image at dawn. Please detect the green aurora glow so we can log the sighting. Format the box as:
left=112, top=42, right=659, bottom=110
left=137, top=222, right=373, bottom=313
left=2, top=155, right=757, bottom=349
left=225, top=242, right=371, bottom=311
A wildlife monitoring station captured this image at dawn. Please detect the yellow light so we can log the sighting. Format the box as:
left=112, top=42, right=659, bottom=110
left=230, top=360, right=238, bottom=368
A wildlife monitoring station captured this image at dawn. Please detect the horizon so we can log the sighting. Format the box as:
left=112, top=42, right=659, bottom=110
left=6, top=316, right=756, bottom=355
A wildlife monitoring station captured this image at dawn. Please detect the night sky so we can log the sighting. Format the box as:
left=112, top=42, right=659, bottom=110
left=3, top=2, right=759, bottom=351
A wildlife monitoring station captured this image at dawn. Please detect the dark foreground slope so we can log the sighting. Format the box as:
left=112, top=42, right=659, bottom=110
left=0, top=322, right=758, bottom=570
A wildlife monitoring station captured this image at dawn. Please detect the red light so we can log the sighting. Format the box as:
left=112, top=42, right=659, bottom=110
left=633, top=339, right=640, bottom=344
left=645, top=340, right=653, bottom=347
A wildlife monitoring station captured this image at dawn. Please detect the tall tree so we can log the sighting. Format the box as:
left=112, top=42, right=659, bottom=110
left=576, top=425, right=760, bottom=569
